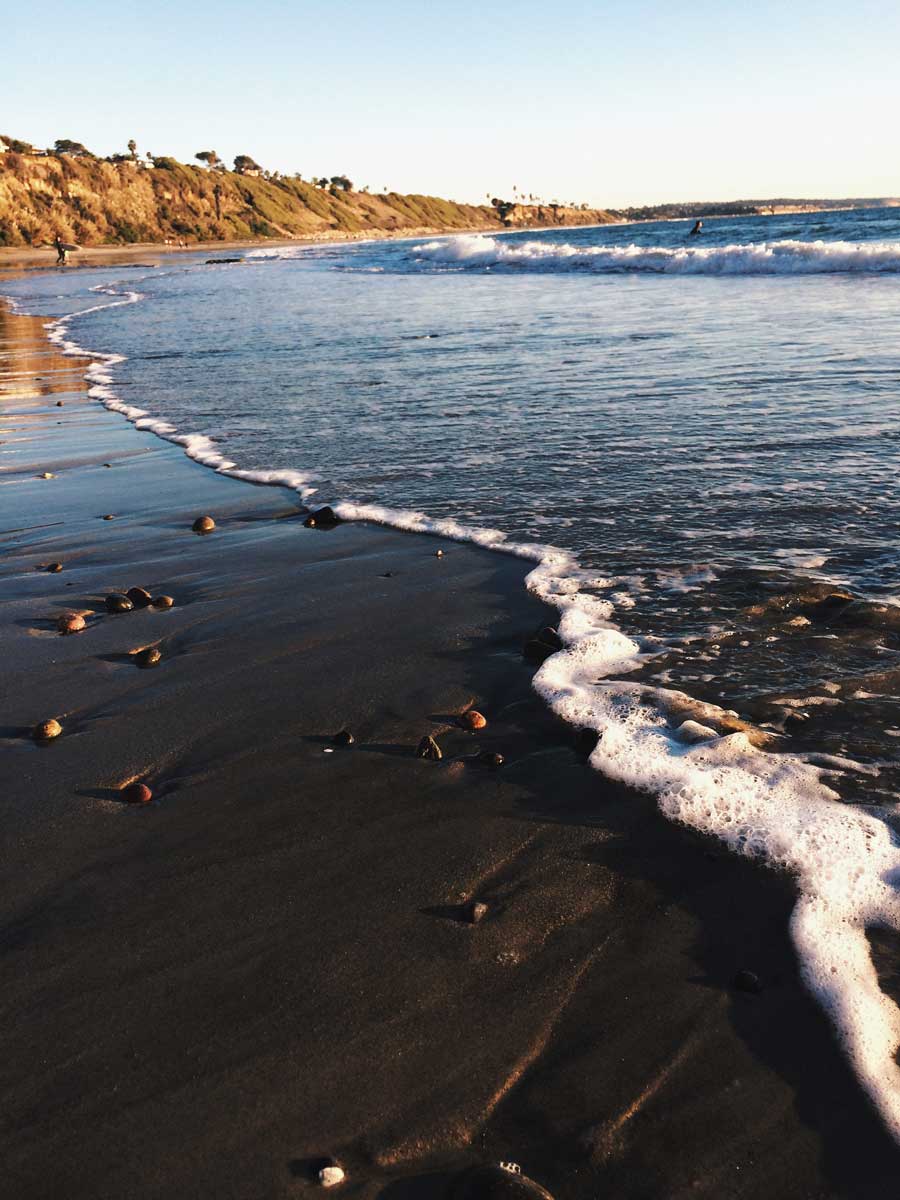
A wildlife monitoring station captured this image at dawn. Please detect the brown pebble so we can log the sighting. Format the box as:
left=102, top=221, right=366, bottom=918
left=122, top=782, right=153, bottom=805
left=105, top=593, right=134, bottom=614
left=151, top=595, right=174, bottom=610
left=101, top=514, right=115, bottom=520
left=56, top=400, right=63, bottom=406
left=463, top=900, right=489, bottom=925
left=333, top=729, right=355, bottom=746
left=134, top=647, right=161, bottom=669
left=417, top=735, right=442, bottom=761
left=103, top=462, right=112, bottom=468
left=34, top=718, right=62, bottom=742
left=126, top=587, right=153, bottom=609
left=459, top=710, right=487, bottom=731
left=192, top=515, right=215, bottom=533
left=47, top=562, right=63, bottom=573
left=57, top=612, right=86, bottom=635
left=38, top=472, right=55, bottom=479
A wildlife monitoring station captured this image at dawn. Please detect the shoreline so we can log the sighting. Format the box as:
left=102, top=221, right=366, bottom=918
left=2, top=305, right=899, bottom=1197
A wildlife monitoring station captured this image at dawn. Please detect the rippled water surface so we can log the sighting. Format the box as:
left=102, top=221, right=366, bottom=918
left=7, top=207, right=900, bottom=787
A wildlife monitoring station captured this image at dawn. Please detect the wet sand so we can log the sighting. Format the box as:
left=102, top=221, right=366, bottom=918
left=1, top=305, right=899, bottom=1199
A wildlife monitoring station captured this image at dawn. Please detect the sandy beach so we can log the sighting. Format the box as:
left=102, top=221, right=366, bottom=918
left=2, top=301, right=899, bottom=1200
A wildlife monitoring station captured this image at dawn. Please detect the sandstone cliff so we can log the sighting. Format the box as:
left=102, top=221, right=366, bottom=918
left=0, top=153, right=614, bottom=247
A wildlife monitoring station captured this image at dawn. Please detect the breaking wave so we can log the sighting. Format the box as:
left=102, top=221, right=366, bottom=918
left=412, top=235, right=900, bottom=274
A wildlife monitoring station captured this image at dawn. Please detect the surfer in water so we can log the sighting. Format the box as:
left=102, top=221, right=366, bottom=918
left=689, top=220, right=703, bottom=237
left=53, top=234, right=69, bottom=265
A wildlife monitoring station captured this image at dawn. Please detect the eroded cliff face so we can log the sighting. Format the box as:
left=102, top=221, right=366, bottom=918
left=0, top=153, right=614, bottom=247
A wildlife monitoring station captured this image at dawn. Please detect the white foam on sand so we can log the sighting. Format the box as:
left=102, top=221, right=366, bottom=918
left=412, top=235, right=900, bottom=275
left=29, top=280, right=900, bottom=1145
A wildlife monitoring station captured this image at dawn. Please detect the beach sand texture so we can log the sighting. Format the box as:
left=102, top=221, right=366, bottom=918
left=2, top=304, right=899, bottom=1198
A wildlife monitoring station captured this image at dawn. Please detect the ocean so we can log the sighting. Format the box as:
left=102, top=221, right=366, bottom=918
left=6, top=205, right=900, bottom=1139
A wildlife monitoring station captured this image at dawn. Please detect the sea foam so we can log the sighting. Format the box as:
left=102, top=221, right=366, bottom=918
left=413, top=235, right=900, bottom=274
left=26, top=279, right=900, bottom=1145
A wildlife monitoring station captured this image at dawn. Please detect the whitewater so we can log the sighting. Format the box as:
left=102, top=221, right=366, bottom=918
left=6, top=204, right=900, bottom=1142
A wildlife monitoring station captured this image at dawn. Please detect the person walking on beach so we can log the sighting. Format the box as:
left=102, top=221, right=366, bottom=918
left=53, top=234, right=69, bottom=266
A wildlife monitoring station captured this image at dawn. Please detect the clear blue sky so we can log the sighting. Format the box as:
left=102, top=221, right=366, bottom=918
left=6, top=0, right=899, bottom=207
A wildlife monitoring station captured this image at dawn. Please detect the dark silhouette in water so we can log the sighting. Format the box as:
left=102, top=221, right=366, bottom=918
left=689, top=220, right=703, bottom=236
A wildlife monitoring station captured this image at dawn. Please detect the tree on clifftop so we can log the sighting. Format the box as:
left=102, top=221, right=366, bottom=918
left=233, top=154, right=262, bottom=174
left=54, top=139, right=92, bottom=157
left=196, top=150, right=219, bottom=169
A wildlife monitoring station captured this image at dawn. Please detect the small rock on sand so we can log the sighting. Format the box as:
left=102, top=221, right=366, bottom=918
left=134, top=647, right=162, bottom=669
left=56, top=400, right=63, bottom=407
left=733, top=969, right=763, bottom=994
left=450, top=1163, right=554, bottom=1200
left=126, top=587, right=153, bottom=609
left=417, top=735, right=442, bottom=761
left=574, top=728, right=599, bottom=756
left=38, top=472, right=55, bottom=480
left=464, top=900, right=489, bottom=925
left=478, top=751, right=504, bottom=769
left=192, top=515, right=215, bottom=533
left=34, top=719, right=62, bottom=742
left=435, top=549, right=444, bottom=557
left=105, top=593, right=134, bottom=614
left=318, top=1165, right=345, bottom=1188
left=122, top=782, right=153, bottom=805
left=333, top=730, right=355, bottom=746
left=459, top=710, right=487, bottom=731
left=57, top=612, right=86, bottom=635
left=47, top=562, right=63, bottom=573
left=101, top=514, right=115, bottom=520
left=303, top=506, right=341, bottom=528
left=152, top=595, right=175, bottom=609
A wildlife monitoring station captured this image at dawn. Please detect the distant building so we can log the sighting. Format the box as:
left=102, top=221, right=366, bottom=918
left=237, top=167, right=262, bottom=177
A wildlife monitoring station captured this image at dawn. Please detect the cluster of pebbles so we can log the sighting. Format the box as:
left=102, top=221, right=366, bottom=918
left=29, top=516, right=206, bottom=810
left=31, top=497, right=561, bottom=1191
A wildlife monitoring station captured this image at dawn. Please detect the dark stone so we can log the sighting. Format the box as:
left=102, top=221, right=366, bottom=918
left=135, top=647, right=162, bottom=669
left=101, top=514, right=115, bottom=520
left=56, top=400, right=63, bottom=406
left=47, top=562, right=63, bottom=573
left=105, top=593, right=134, bottom=614
left=57, top=612, right=85, bottom=635
left=152, top=595, right=175, bottom=610
left=449, top=1164, right=555, bottom=1200
left=733, top=969, right=763, bottom=994
left=126, top=587, right=153, bottom=609
left=192, top=515, right=215, bottom=533
left=523, top=626, right=563, bottom=664
left=478, top=751, right=505, bottom=769
left=333, top=729, right=355, bottom=746
left=303, top=506, right=341, bottom=528
left=122, top=782, right=153, bottom=805
left=463, top=900, right=489, bottom=925
left=417, top=735, right=442, bottom=761
left=574, top=728, right=599, bottom=757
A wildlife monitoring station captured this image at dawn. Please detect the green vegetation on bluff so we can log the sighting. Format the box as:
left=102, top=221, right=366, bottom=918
left=0, top=138, right=614, bottom=248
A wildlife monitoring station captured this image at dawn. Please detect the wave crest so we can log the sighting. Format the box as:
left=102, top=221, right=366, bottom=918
left=412, top=235, right=900, bottom=274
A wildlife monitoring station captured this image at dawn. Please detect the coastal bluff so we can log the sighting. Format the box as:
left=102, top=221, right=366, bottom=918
left=0, top=152, right=615, bottom=247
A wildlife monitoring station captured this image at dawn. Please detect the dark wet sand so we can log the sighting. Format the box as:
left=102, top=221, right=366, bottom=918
left=1, top=305, right=899, bottom=1200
